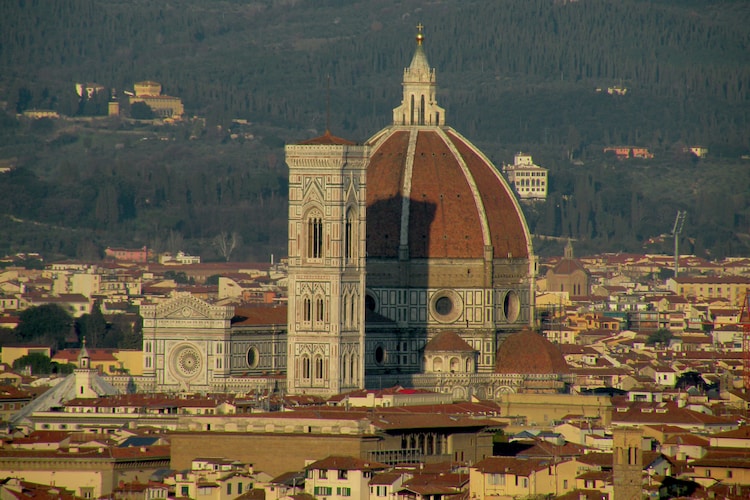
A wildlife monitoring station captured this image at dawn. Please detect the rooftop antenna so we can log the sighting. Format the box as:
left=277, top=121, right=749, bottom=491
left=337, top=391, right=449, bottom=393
left=671, top=210, right=687, bottom=278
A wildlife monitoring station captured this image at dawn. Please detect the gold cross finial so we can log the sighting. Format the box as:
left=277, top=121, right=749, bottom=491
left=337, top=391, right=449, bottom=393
left=416, top=23, right=424, bottom=45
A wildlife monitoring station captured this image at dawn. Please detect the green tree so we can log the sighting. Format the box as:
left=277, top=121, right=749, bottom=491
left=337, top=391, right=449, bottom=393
left=130, top=101, right=154, bottom=120
left=204, top=274, right=221, bottom=285
left=675, top=371, right=709, bottom=392
left=75, top=303, right=107, bottom=348
left=12, top=352, right=74, bottom=375
left=645, top=328, right=673, bottom=346
left=0, top=327, right=21, bottom=347
left=164, top=270, right=192, bottom=284
left=16, top=304, right=73, bottom=347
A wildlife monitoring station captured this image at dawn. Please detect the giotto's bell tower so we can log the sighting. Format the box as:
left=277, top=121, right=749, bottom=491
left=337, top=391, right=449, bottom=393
left=285, top=132, right=369, bottom=396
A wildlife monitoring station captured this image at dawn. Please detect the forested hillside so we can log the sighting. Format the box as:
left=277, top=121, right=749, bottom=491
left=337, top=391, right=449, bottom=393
left=0, top=0, right=748, bottom=261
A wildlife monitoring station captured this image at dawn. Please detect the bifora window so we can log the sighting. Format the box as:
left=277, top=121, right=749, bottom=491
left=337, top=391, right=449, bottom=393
left=303, top=296, right=312, bottom=322
left=316, top=297, right=325, bottom=322
left=307, top=214, right=323, bottom=259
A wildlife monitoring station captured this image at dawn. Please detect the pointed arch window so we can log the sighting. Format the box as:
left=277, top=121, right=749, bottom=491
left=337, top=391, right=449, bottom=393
left=343, top=293, right=350, bottom=328
left=410, top=94, right=415, bottom=125
left=303, top=296, right=312, bottom=322
left=420, top=95, right=425, bottom=125
left=306, top=210, right=324, bottom=259
left=344, top=208, right=356, bottom=263
left=301, top=355, right=311, bottom=380
left=315, top=355, right=324, bottom=380
left=316, top=297, right=325, bottom=323
left=350, top=293, right=356, bottom=327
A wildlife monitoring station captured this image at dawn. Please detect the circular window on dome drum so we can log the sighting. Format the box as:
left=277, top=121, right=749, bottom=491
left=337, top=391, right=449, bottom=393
left=365, top=292, right=378, bottom=312
left=374, top=345, right=385, bottom=365
left=435, top=296, right=453, bottom=315
left=430, top=289, right=463, bottom=324
left=503, top=290, right=521, bottom=323
left=246, top=347, right=259, bottom=369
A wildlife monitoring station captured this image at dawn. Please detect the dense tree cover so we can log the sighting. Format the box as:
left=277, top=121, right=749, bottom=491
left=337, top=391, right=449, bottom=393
left=12, top=352, right=75, bottom=375
left=75, top=304, right=107, bottom=348
left=75, top=306, right=143, bottom=349
left=0, top=0, right=748, bottom=260
left=16, top=304, right=73, bottom=349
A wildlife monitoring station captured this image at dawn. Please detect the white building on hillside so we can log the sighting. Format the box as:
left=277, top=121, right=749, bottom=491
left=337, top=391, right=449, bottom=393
left=502, top=152, right=549, bottom=200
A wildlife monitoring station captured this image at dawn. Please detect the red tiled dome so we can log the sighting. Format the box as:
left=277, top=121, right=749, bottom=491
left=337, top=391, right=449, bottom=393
left=495, top=329, right=570, bottom=375
left=365, top=127, right=530, bottom=260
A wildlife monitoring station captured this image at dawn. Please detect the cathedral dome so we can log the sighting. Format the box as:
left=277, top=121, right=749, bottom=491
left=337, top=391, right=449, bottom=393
left=366, top=128, right=530, bottom=260
left=495, top=329, right=570, bottom=375
left=365, top=29, right=531, bottom=261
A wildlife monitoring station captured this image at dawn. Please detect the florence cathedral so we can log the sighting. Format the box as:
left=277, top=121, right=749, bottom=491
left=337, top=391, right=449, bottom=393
left=140, top=28, right=571, bottom=399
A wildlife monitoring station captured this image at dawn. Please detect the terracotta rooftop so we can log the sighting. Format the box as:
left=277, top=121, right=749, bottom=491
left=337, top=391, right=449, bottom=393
left=424, top=331, right=475, bottom=352
left=473, top=456, right=567, bottom=476
left=495, top=329, right=570, bottom=375
left=232, top=305, right=287, bottom=326
left=305, top=455, right=388, bottom=471
left=52, top=348, right=118, bottom=362
left=710, top=426, right=750, bottom=439
left=298, top=130, right=356, bottom=146
left=550, top=258, right=588, bottom=275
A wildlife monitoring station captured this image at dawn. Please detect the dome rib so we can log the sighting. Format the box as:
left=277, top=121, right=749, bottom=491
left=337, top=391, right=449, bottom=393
left=437, top=128, right=492, bottom=250
left=407, top=130, right=484, bottom=258
left=399, top=129, right=419, bottom=250
left=366, top=130, right=409, bottom=257
left=446, top=129, right=531, bottom=259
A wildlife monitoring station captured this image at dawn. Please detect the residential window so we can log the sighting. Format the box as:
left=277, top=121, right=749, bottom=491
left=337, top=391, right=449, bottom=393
left=337, top=487, right=351, bottom=497
left=338, top=469, right=348, bottom=480
left=314, top=486, right=332, bottom=496
left=181, top=487, right=189, bottom=497
left=238, top=482, right=243, bottom=492
left=727, top=470, right=733, bottom=478
left=488, top=474, right=505, bottom=485
left=227, top=483, right=232, bottom=495
left=80, top=488, right=94, bottom=499
left=319, top=469, right=328, bottom=479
